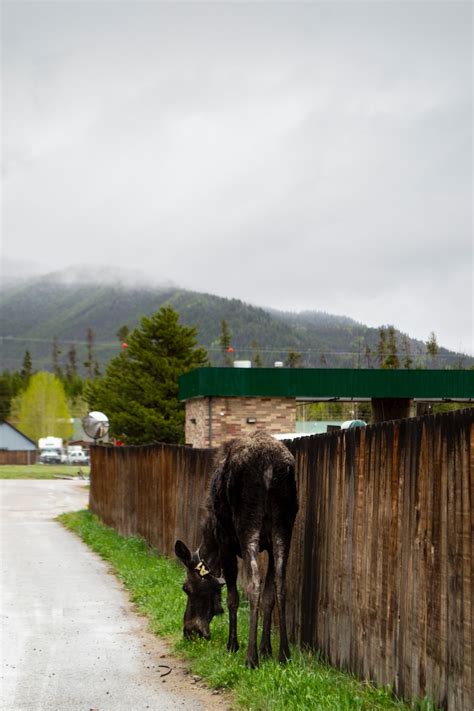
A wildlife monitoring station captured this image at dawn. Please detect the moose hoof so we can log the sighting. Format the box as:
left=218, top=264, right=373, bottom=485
left=278, top=649, right=291, bottom=664
left=259, top=645, right=272, bottom=660
left=245, top=654, right=259, bottom=669
left=227, top=640, right=239, bottom=652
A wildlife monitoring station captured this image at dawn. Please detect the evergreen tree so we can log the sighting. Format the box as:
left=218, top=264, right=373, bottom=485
left=116, top=324, right=130, bottom=344
left=401, top=335, right=413, bottom=369
left=377, top=328, right=387, bottom=368
left=51, top=336, right=63, bottom=379
left=66, top=344, right=78, bottom=380
left=20, top=351, right=33, bottom=384
left=426, top=332, right=439, bottom=368
left=0, top=375, right=11, bottom=421
left=85, top=306, right=208, bottom=445
left=251, top=340, right=263, bottom=367
left=383, top=326, right=400, bottom=369
left=219, top=320, right=233, bottom=366
left=13, top=372, right=73, bottom=443
left=64, top=345, right=83, bottom=400
left=84, top=328, right=100, bottom=378
left=364, top=345, right=373, bottom=369
left=0, top=370, right=24, bottom=421
left=285, top=350, right=302, bottom=368
left=354, top=337, right=364, bottom=368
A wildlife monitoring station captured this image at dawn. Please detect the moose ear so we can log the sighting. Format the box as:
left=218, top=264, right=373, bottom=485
left=175, top=540, right=192, bottom=566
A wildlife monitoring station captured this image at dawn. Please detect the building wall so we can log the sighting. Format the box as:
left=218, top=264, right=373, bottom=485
left=0, top=423, right=36, bottom=451
left=185, top=396, right=296, bottom=448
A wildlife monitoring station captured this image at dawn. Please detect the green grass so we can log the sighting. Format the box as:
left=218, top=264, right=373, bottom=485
left=0, top=464, right=90, bottom=479
left=59, top=510, right=438, bottom=711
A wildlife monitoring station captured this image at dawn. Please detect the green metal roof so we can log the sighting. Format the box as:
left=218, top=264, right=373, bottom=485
left=179, top=367, right=474, bottom=401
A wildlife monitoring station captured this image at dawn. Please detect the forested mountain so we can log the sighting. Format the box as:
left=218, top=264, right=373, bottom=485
left=1, top=274, right=471, bottom=373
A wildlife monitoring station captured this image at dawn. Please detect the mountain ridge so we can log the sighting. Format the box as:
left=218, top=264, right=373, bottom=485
left=1, top=274, right=471, bottom=373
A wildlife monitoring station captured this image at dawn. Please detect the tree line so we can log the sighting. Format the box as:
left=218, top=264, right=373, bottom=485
left=0, top=310, right=469, bottom=447
left=1, top=308, right=207, bottom=446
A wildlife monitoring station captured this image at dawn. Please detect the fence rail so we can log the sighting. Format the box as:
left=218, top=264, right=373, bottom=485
left=89, top=409, right=473, bottom=710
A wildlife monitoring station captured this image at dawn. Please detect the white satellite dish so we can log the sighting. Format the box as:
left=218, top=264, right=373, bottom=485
left=82, top=411, right=109, bottom=441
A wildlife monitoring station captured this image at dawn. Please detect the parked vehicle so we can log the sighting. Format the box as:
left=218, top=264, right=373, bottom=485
left=38, top=436, right=66, bottom=464
left=66, top=448, right=90, bottom=465
left=39, top=436, right=63, bottom=451
left=38, top=438, right=90, bottom=465
left=340, top=419, right=367, bottom=429
left=39, top=449, right=63, bottom=464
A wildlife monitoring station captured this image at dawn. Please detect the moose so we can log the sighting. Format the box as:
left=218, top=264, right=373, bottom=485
left=175, top=430, right=298, bottom=668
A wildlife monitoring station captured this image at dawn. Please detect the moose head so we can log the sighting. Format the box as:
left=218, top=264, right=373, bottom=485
left=174, top=540, right=224, bottom=640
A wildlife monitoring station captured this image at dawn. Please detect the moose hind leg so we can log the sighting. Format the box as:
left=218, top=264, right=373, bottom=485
left=244, top=536, right=261, bottom=668
left=274, top=534, right=291, bottom=663
left=259, top=550, right=275, bottom=659
left=223, top=557, right=239, bottom=652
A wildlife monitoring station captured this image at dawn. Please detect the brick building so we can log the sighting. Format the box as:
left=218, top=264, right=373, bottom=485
left=184, top=395, right=296, bottom=448
left=179, top=366, right=473, bottom=449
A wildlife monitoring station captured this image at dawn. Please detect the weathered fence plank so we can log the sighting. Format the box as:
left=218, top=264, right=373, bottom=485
left=0, top=450, right=37, bottom=465
left=89, top=409, right=473, bottom=710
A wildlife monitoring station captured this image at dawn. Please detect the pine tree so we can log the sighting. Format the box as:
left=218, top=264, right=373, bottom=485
left=383, top=326, right=400, bottom=369
left=66, top=345, right=78, bottom=380
left=20, top=350, right=33, bottom=384
left=401, top=335, right=413, bottom=370
left=219, top=320, right=233, bottom=366
left=251, top=340, right=263, bottom=367
left=0, top=375, right=11, bottom=421
left=85, top=306, right=208, bottom=445
left=116, top=325, right=129, bottom=344
left=364, top=346, right=373, bottom=369
left=51, top=337, right=63, bottom=379
left=285, top=350, right=302, bottom=368
left=65, top=345, right=83, bottom=400
left=354, top=337, right=364, bottom=369
left=0, top=370, right=23, bottom=421
left=84, top=328, right=100, bottom=379
left=377, top=328, right=387, bottom=368
left=426, top=332, right=439, bottom=368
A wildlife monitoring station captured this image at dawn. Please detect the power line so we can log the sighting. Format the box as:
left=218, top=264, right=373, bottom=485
left=1, top=337, right=471, bottom=359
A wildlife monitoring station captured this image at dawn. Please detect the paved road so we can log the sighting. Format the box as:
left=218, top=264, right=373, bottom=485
left=0, top=480, right=228, bottom=711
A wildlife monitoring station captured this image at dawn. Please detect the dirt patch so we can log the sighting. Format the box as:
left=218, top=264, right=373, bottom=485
left=132, top=616, right=234, bottom=710
left=104, top=563, right=234, bottom=710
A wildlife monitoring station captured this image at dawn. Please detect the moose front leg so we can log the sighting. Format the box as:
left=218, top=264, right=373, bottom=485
left=223, top=557, right=239, bottom=652
left=244, top=538, right=261, bottom=668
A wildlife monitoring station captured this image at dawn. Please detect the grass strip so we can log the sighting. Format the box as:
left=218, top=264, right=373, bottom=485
left=0, top=464, right=90, bottom=479
left=59, top=510, right=438, bottom=711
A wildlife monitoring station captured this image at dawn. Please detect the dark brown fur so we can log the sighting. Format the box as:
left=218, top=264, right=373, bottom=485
left=175, top=430, right=298, bottom=668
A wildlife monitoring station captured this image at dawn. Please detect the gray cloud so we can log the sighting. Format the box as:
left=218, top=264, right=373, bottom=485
left=2, top=1, right=472, bottom=354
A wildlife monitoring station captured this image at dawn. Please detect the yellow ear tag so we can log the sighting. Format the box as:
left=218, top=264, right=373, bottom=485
left=195, top=561, right=210, bottom=577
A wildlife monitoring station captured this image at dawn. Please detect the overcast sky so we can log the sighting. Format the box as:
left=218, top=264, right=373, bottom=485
left=2, top=1, right=473, bottom=354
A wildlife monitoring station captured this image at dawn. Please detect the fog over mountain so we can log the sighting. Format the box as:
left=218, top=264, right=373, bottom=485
left=1, top=271, right=471, bottom=375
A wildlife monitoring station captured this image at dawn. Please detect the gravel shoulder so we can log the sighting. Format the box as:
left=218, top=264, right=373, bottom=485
left=0, top=480, right=231, bottom=711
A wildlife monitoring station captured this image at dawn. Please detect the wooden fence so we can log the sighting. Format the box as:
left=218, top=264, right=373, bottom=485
left=89, top=409, right=473, bottom=710
left=0, top=449, right=37, bottom=465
